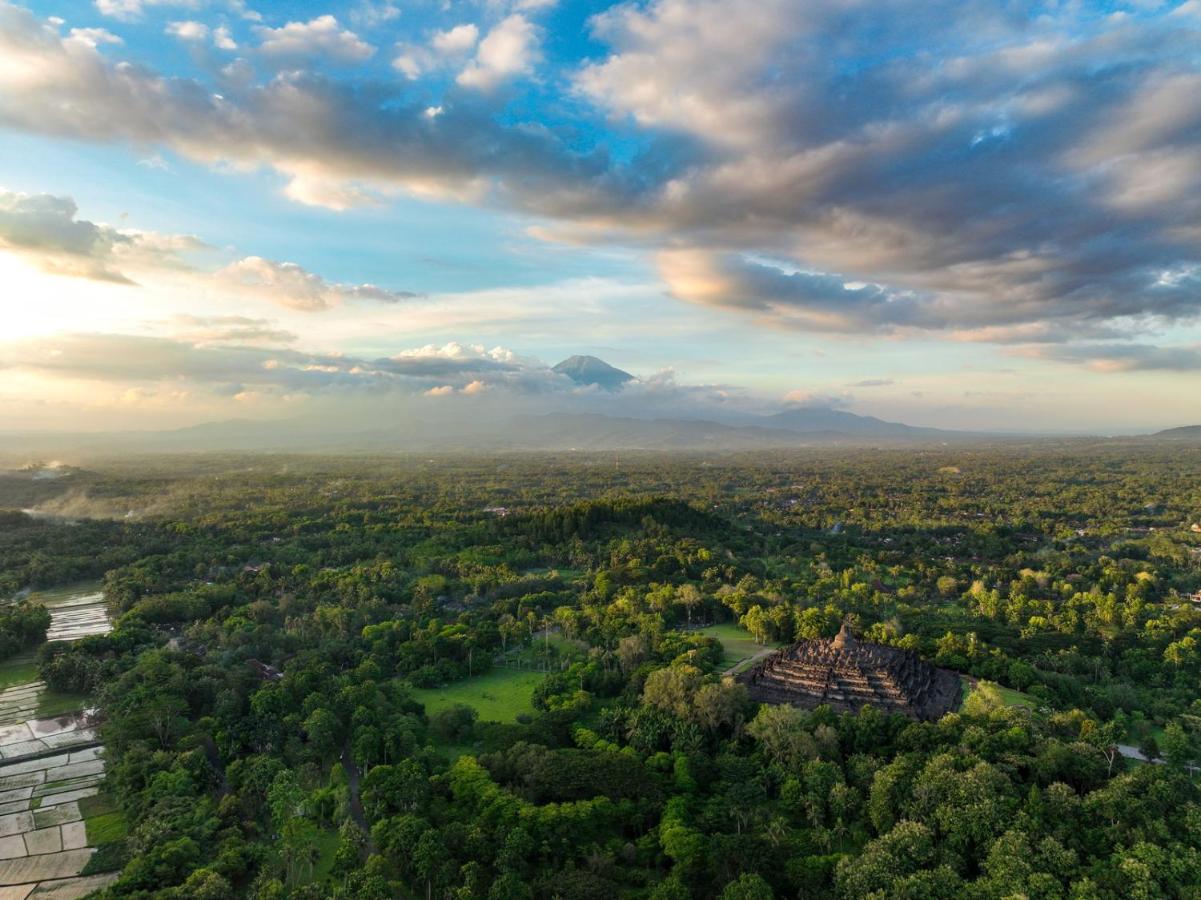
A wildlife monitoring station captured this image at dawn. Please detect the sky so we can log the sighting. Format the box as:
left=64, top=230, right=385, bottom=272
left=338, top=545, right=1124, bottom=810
left=1, top=0, right=1200, bottom=435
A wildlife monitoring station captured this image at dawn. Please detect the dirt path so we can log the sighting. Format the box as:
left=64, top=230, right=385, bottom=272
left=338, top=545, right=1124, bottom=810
left=340, top=745, right=375, bottom=856
left=724, top=646, right=776, bottom=677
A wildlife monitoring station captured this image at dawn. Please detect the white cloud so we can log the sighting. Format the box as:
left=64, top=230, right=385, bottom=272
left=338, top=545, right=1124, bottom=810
left=457, top=15, right=538, bottom=90
left=349, top=1, right=399, bottom=29
left=65, top=26, right=122, bottom=47
left=213, top=24, right=236, bottom=49
left=216, top=256, right=418, bottom=311
left=165, top=20, right=208, bottom=41
left=432, top=23, right=478, bottom=54
left=94, top=0, right=197, bottom=22
left=394, top=22, right=480, bottom=80
left=391, top=51, right=422, bottom=79
left=254, top=15, right=373, bottom=64
left=163, top=314, right=297, bottom=345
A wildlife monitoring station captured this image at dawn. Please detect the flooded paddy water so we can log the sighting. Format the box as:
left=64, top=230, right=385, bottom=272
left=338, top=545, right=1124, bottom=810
left=0, top=584, right=115, bottom=898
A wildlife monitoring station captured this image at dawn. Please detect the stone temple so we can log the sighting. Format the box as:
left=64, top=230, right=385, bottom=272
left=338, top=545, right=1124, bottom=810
left=738, top=621, right=960, bottom=721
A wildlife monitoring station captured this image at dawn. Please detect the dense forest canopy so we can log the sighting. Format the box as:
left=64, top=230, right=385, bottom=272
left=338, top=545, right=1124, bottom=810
left=1, top=445, right=1199, bottom=898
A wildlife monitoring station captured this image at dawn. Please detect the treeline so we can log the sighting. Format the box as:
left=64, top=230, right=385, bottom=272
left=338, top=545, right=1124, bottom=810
left=0, top=601, right=50, bottom=661
left=498, top=497, right=726, bottom=545
left=8, top=448, right=1200, bottom=897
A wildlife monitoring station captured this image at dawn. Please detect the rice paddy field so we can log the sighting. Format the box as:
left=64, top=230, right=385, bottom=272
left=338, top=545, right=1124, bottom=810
left=0, top=582, right=119, bottom=895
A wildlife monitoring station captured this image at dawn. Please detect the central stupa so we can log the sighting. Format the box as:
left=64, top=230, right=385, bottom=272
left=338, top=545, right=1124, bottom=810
left=738, top=620, right=960, bottom=721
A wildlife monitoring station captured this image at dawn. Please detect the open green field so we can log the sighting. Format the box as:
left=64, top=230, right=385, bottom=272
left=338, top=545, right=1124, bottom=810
left=0, top=654, right=39, bottom=691
left=960, top=678, right=1038, bottom=712
left=21, top=581, right=104, bottom=606
left=81, top=794, right=129, bottom=845
left=311, top=827, right=341, bottom=883
left=38, top=689, right=93, bottom=718
left=410, top=668, right=544, bottom=723
left=697, top=622, right=783, bottom=672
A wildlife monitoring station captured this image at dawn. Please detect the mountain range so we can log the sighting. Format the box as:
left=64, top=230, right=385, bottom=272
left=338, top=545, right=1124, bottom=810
left=1, top=356, right=1195, bottom=454
left=1152, top=425, right=1201, bottom=439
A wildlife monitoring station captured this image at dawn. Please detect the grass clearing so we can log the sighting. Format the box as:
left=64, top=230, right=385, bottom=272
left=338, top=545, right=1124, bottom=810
left=960, top=678, right=1038, bottom=713
left=410, top=668, right=544, bottom=723
left=37, top=689, right=91, bottom=718
left=311, top=827, right=341, bottom=883
left=695, top=622, right=782, bottom=671
left=22, top=582, right=104, bottom=608
left=81, top=794, right=128, bottom=845
left=0, top=654, right=39, bottom=691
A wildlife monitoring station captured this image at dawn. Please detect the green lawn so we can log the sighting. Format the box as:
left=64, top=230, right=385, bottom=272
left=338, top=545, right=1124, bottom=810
left=38, top=689, right=92, bottom=718
left=0, top=654, right=93, bottom=718
left=410, top=668, right=544, bottom=723
left=0, top=654, right=39, bottom=691
left=311, top=827, right=342, bottom=883
left=696, top=623, right=782, bottom=672
left=960, top=678, right=1038, bottom=712
left=80, top=794, right=129, bottom=845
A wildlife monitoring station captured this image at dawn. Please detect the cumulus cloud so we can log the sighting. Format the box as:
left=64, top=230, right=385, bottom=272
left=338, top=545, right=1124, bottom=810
left=576, top=0, right=1201, bottom=338
left=433, top=23, right=479, bottom=54
left=393, top=22, right=479, bottom=80
left=212, top=25, right=236, bottom=50
left=66, top=27, right=121, bottom=47
left=254, top=15, right=373, bottom=64
left=457, top=15, right=538, bottom=90
left=0, top=189, right=201, bottom=281
left=216, top=256, right=419, bottom=311
left=0, top=3, right=610, bottom=213
left=0, top=189, right=418, bottom=314
left=5, top=0, right=1201, bottom=348
left=165, top=20, right=208, bottom=41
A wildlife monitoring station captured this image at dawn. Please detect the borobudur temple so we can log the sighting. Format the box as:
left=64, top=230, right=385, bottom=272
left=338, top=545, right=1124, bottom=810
left=738, top=620, right=961, bottom=721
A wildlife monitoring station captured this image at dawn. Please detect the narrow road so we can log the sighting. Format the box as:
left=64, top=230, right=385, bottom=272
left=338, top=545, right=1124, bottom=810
left=1117, top=744, right=1200, bottom=774
left=724, top=646, right=777, bottom=677
left=1117, top=744, right=1157, bottom=763
left=340, top=744, right=375, bottom=855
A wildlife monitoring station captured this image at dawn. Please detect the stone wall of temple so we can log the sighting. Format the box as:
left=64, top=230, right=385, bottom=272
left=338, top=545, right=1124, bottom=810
left=737, top=626, right=961, bottom=721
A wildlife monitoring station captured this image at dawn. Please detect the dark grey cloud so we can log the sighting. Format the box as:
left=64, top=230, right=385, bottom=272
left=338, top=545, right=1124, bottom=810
left=1016, top=342, right=1201, bottom=372
left=0, top=191, right=196, bottom=282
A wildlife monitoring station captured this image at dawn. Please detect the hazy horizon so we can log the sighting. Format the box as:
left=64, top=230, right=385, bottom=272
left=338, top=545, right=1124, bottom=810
left=3, top=0, right=1201, bottom=437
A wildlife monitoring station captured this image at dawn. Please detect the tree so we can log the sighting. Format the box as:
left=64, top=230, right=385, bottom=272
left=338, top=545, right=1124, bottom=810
left=719, top=873, right=774, bottom=900
left=676, top=584, right=703, bottom=626
left=741, top=605, right=771, bottom=644
left=1162, top=721, right=1195, bottom=769
left=692, top=679, right=748, bottom=733
left=747, top=704, right=817, bottom=769
left=643, top=665, right=702, bottom=718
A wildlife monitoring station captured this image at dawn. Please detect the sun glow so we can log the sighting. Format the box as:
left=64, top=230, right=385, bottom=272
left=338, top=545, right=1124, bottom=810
left=0, top=253, right=140, bottom=340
